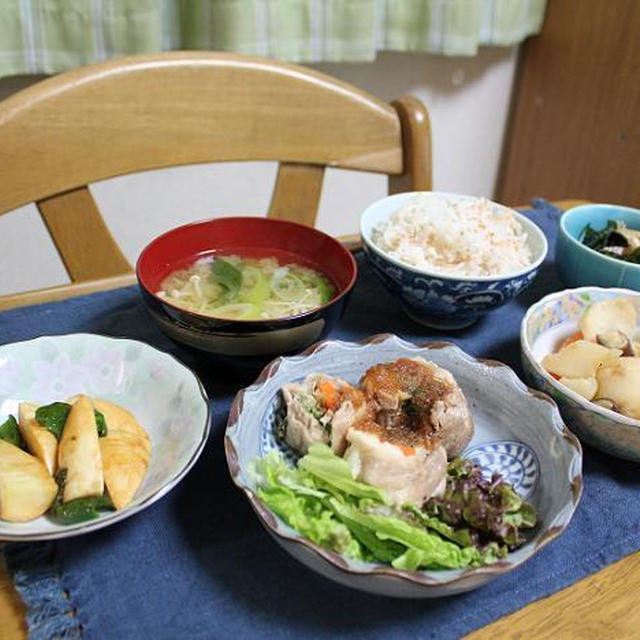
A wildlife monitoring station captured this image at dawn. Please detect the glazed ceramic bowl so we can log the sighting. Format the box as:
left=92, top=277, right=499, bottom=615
left=521, top=287, right=640, bottom=461
left=0, top=334, right=210, bottom=540
left=137, top=217, right=357, bottom=358
left=360, top=192, right=548, bottom=329
left=556, top=204, right=640, bottom=290
left=225, top=334, right=582, bottom=598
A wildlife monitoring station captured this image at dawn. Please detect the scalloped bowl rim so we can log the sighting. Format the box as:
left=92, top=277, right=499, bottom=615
left=520, top=286, right=640, bottom=429
left=359, top=191, right=548, bottom=283
left=225, top=333, right=582, bottom=588
left=559, top=204, right=640, bottom=272
left=0, top=333, right=212, bottom=541
left=136, top=215, right=358, bottom=326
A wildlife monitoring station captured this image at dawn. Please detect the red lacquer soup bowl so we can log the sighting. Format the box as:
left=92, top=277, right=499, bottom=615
left=136, top=217, right=357, bottom=358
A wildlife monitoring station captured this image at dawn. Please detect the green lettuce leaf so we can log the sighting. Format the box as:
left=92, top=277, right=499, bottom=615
left=329, top=497, right=481, bottom=570
left=328, top=502, right=405, bottom=563
left=298, top=444, right=388, bottom=503
left=257, top=486, right=362, bottom=559
left=250, top=447, right=536, bottom=571
left=404, top=504, right=473, bottom=548
left=251, top=451, right=362, bottom=559
left=478, top=541, right=509, bottom=564
left=250, top=451, right=324, bottom=498
left=503, top=502, right=537, bottom=528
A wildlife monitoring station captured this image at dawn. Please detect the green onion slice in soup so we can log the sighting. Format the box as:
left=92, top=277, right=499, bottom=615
left=271, top=271, right=306, bottom=302
left=159, top=255, right=335, bottom=320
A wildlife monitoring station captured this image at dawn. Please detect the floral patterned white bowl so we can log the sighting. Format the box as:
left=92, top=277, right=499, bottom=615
left=225, top=334, right=582, bottom=598
left=0, top=333, right=210, bottom=540
left=521, top=287, right=640, bottom=461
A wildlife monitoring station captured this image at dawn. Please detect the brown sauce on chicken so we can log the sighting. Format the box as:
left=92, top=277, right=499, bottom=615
left=358, top=358, right=452, bottom=450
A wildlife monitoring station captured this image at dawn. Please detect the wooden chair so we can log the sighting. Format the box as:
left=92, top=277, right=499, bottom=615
left=0, top=51, right=431, bottom=311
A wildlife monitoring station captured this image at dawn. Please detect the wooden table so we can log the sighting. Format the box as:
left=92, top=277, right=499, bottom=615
left=2, top=200, right=640, bottom=638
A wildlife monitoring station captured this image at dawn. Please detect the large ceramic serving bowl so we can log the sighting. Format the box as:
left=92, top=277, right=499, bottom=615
left=225, top=334, right=582, bottom=598
left=0, top=334, right=210, bottom=540
left=360, top=192, right=548, bottom=329
left=521, top=287, right=640, bottom=461
left=556, top=204, right=640, bottom=290
left=137, top=217, right=357, bottom=358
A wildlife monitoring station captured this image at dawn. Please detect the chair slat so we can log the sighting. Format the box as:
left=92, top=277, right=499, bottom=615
left=37, top=187, right=131, bottom=281
left=389, top=96, right=432, bottom=194
left=267, top=163, right=325, bottom=227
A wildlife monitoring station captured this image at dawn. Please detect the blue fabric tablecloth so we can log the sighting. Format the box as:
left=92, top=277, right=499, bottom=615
left=3, top=201, right=640, bottom=640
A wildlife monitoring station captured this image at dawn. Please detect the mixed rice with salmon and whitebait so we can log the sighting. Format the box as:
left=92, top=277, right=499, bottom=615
left=371, top=195, right=533, bottom=277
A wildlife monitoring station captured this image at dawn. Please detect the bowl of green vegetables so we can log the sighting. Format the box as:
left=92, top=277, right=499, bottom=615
left=557, top=204, right=640, bottom=291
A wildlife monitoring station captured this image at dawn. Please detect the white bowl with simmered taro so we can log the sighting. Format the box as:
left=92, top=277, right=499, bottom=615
left=522, top=287, right=640, bottom=461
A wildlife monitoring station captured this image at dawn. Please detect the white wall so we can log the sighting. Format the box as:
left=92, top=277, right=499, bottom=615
left=0, top=47, right=518, bottom=296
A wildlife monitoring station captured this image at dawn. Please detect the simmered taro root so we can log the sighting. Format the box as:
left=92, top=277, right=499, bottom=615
left=542, top=341, right=621, bottom=379
left=558, top=376, right=598, bottom=401
left=596, top=358, right=640, bottom=420
left=359, top=357, right=473, bottom=458
left=542, top=296, right=639, bottom=419
left=281, top=374, right=367, bottom=455
left=578, top=297, right=636, bottom=343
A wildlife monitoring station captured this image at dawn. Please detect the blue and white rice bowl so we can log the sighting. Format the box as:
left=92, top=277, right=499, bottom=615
left=360, top=192, right=548, bottom=329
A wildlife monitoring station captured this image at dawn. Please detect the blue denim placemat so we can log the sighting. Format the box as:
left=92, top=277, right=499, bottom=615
left=3, top=201, right=640, bottom=640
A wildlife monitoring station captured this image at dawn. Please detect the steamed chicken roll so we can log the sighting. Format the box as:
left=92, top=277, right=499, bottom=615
left=344, top=423, right=447, bottom=506
left=360, top=357, right=473, bottom=457
left=281, top=374, right=366, bottom=455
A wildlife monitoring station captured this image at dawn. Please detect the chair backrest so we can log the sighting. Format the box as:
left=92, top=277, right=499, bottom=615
left=0, top=51, right=431, bottom=304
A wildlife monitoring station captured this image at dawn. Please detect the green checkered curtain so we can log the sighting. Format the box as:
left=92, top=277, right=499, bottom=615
left=0, top=0, right=546, bottom=77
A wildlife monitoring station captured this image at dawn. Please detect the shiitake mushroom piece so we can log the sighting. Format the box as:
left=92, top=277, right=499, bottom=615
left=596, top=330, right=633, bottom=355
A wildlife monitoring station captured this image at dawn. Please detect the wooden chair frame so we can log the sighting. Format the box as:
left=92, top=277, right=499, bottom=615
left=0, top=51, right=431, bottom=310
